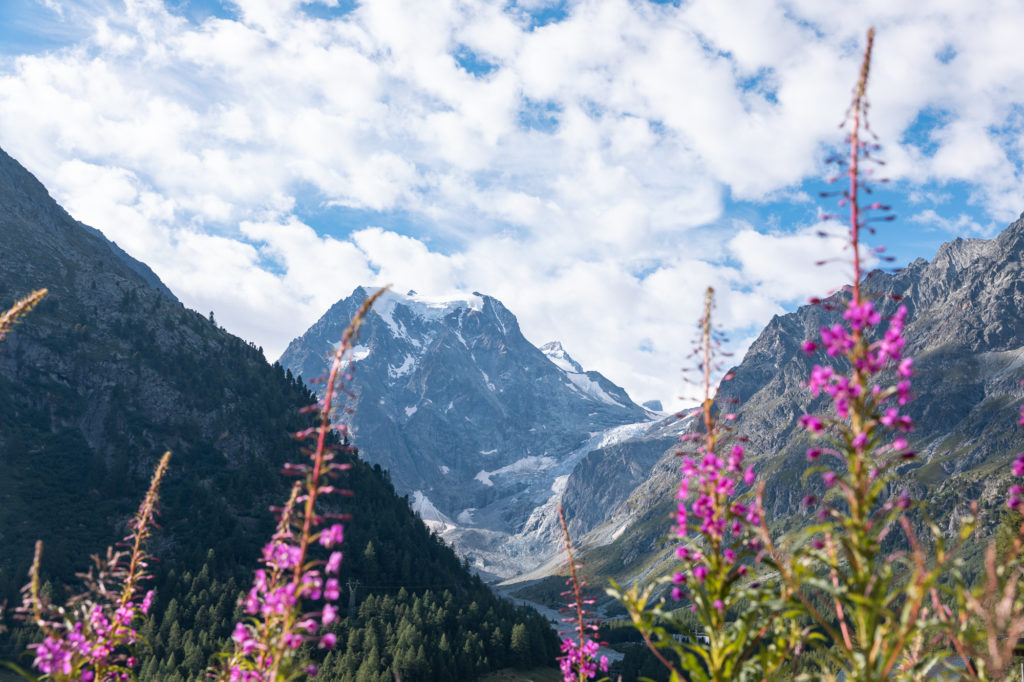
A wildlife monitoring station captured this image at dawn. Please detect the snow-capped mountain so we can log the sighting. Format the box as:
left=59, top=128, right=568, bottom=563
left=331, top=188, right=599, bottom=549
left=279, top=287, right=655, bottom=578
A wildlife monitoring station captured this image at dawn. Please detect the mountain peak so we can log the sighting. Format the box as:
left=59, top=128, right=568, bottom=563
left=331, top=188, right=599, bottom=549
left=352, top=285, right=486, bottom=318
left=540, top=341, right=584, bottom=373
left=931, top=234, right=999, bottom=272
left=281, top=288, right=648, bottom=578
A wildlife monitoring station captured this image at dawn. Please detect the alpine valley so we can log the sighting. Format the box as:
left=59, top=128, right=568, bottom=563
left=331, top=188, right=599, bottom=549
left=5, top=129, right=1024, bottom=680
left=281, top=218, right=1024, bottom=598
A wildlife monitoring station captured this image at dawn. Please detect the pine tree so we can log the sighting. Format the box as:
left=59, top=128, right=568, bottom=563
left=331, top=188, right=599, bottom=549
left=510, top=622, right=531, bottom=664
left=355, top=646, right=380, bottom=682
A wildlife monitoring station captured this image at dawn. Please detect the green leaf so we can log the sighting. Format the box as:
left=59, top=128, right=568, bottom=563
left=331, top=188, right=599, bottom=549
left=0, top=661, right=40, bottom=681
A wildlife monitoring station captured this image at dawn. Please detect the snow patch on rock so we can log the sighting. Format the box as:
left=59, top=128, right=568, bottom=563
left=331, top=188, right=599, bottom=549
left=389, top=354, right=416, bottom=377
left=332, top=343, right=371, bottom=361
left=541, top=341, right=584, bottom=373
left=374, top=289, right=486, bottom=331
left=565, top=372, right=620, bottom=406
left=476, top=457, right=556, bottom=489
left=410, top=491, right=455, bottom=532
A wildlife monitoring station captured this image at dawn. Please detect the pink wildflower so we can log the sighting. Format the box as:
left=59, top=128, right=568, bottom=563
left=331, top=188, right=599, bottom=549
left=319, top=524, right=344, bottom=548
left=800, top=415, right=824, bottom=433
left=844, top=300, right=881, bottom=331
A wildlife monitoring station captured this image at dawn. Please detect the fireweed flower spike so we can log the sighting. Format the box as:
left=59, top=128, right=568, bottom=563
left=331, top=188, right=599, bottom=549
left=556, top=504, right=608, bottom=682
left=758, top=29, right=974, bottom=681
left=9, top=451, right=170, bottom=682
left=610, top=288, right=800, bottom=682
left=214, top=286, right=388, bottom=682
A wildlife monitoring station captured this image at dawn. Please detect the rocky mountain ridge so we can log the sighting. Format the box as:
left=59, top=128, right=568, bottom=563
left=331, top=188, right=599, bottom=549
left=559, top=214, right=1024, bottom=588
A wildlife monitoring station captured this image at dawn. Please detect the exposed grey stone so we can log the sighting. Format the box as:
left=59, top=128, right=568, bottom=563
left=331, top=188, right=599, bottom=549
left=279, top=288, right=652, bottom=577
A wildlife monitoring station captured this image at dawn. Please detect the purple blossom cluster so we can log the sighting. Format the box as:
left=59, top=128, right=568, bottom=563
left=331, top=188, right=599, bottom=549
left=226, top=522, right=345, bottom=679
left=30, top=595, right=153, bottom=680
left=805, top=302, right=911, bottom=399
left=558, top=637, right=608, bottom=682
left=672, top=442, right=759, bottom=603
left=220, top=452, right=347, bottom=679
left=800, top=299, right=916, bottom=471
left=668, top=286, right=766, bottom=630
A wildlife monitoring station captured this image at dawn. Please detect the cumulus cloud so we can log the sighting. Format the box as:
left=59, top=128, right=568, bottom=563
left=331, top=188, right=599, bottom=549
left=728, top=221, right=856, bottom=303
left=0, top=0, right=1022, bottom=408
left=909, top=209, right=998, bottom=239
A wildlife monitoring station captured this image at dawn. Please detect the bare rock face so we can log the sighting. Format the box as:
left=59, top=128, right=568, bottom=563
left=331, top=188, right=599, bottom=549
left=280, top=288, right=654, bottom=578
left=567, top=215, right=1024, bottom=581
left=723, top=216, right=1024, bottom=516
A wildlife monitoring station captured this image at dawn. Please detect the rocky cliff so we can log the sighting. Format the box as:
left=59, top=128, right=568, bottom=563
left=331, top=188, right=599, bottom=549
left=280, top=287, right=654, bottom=578
left=565, top=215, right=1024, bottom=585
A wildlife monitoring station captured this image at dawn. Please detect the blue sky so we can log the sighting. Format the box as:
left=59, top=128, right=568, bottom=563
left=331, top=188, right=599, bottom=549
left=0, top=0, right=1021, bottom=409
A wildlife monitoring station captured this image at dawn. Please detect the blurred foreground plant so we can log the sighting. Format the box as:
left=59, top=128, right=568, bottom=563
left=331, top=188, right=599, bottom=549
left=1, top=279, right=388, bottom=681
left=557, top=503, right=609, bottom=682
left=944, top=412, right=1024, bottom=681
left=756, top=28, right=975, bottom=682
left=0, top=288, right=47, bottom=638
left=611, top=28, right=1024, bottom=682
left=212, top=285, right=388, bottom=682
left=610, top=288, right=804, bottom=682
left=4, top=451, right=169, bottom=681
left=0, top=288, right=46, bottom=343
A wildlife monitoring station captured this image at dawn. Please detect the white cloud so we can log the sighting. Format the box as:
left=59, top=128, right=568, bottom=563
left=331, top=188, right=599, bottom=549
left=0, top=0, right=1022, bottom=408
left=909, top=209, right=997, bottom=239
left=51, top=159, right=179, bottom=257
left=37, top=0, right=65, bottom=17
left=351, top=227, right=466, bottom=297
left=728, top=222, right=856, bottom=303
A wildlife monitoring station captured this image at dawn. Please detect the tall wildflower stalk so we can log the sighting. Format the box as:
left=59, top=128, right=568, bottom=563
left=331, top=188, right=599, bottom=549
left=611, top=288, right=799, bottom=682
left=757, top=28, right=971, bottom=681
left=556, top=504, right=608, bottom=682
left=6, top=451, right=170, bottom=681
left=945, top=404, right=1024, bottom=681
left=214, top=286, right=388, bottom=682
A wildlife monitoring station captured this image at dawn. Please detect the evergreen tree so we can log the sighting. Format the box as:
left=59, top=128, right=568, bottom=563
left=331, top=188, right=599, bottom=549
left=510, top=622, right=531, bottom=663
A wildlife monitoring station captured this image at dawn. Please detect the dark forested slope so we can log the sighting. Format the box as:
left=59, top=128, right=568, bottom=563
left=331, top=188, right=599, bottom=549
left=0, top=147, right=556, bottom=680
